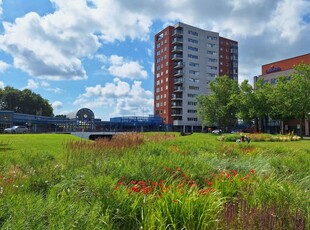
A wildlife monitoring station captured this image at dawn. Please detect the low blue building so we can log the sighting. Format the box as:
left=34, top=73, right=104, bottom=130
left=0, top=108, right=163, bottom=133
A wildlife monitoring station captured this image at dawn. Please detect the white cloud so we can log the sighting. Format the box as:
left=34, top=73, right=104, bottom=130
left=25, top=79, right=39, bottom=90
left=0, top=0, right=153, bottom=81
left=0, top=60, right=9, bottom=73
left=108, top=55, right=147, bottom=80
left=0, top=81, right=4, bottom=89
left=269, top=0, right=310, bottom=43
left=52, top=100, right=63, bottom=110
left=73, top=78, right=153, bottom=117
left=24, top=79, right=61, bottom=93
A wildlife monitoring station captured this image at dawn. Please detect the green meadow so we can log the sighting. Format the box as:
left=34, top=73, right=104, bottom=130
left=0, top=133, right=309, bottom=229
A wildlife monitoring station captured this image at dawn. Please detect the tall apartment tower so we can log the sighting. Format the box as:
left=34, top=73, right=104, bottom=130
left=154, top=22, right=238, bottom=132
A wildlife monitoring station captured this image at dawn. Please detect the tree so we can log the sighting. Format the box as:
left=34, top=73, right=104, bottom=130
left=237, top=80, right=256, bottom=124
left=252, top=79, right=273, bottom=132
left=197, top=76, right=239, bottom=131
left=0, top=86, right=54, bottom=116
left=286, top=63, right=310, bottom=138
left=268, top=76, right=292, bottom=134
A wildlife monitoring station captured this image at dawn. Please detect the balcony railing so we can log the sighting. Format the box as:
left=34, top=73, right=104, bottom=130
left=174, top=61, right=184, bottom=69
left=172, top=37, right=183, bottom=44
left=174, top=78, right=184, bottom=84
left=174, top=86, right=183, bottom=92
left=174, top=70, right=183, bottom=76
left=172, top=45, right=183, bottom=53
left=172, top=29, right=183, bottom=37
left=172, top=54, right=183, bottom=61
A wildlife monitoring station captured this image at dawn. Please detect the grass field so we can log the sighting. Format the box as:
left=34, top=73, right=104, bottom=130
left=0, top=133, right=309, bottom=229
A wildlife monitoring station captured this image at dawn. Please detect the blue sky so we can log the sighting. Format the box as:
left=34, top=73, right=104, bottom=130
left=0, top=0, right=309, bottom=120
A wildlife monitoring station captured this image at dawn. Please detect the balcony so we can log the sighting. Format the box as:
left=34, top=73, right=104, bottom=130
left=172, top=37, right=183, bottom=44
left=172, top=53, right=183, bottom=61
left=172, top=29, right=183, bottom=37
left=173, top=119, right=184, bottom=126
left=174, top=86, right=183, bottom=92
left=174, top=61, right=184, bottom=69
left=171, top=112, right=182, bottom=117
left=174, top=78, right=184, bottom=84
left=171, top=102, right=182, bottom=108
left=174, top=70, right=183, bottom=77
left=171, top=93, right=183, bottom=100
left=172, top=45, right=183, bottom=53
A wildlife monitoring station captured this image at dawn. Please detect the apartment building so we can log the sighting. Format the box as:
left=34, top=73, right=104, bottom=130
left=154, top=22, right=238, bottom=132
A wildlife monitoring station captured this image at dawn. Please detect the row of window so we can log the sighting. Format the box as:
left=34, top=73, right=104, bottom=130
left=156, top=54, right=170, bottom=63
left=188, top=117, right=198, bottom=121
left=156, top=70, right=169, bottom=78
left=155, top=85, right=169, bottom=93
left=155, top=93, right=167, bottom=100
left=189, top=86, right=199, bottom=90
left=156, top=62, right=169, bottom=71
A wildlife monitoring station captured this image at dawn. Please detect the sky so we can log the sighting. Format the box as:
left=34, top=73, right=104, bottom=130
left=0, top=0, right=309, bottom=120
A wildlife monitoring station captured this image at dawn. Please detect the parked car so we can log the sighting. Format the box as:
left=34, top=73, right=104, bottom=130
left=212, top=129, right=222, bottom=134
left=4, top=126, right=28, bottom=134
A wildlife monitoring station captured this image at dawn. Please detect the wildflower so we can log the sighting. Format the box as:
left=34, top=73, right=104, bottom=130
left=250, top=169, right=256, bottom=174
left=131, top=185, right=140, bottom=193
left=130, top=180, right=136, bottom=185
left=207, top=181, right=213, bottom=186
left=172, top=200, right=178, bottom=203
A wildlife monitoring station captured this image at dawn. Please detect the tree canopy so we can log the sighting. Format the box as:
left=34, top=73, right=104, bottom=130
left=0, top=86, right=54, bottom=116
left=197, top=63, right=310, bottom=136
left=197, top=75, right=239, bottom=130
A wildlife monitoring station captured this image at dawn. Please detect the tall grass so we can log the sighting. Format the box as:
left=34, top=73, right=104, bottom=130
left=0, top=133, right=309, bottom=229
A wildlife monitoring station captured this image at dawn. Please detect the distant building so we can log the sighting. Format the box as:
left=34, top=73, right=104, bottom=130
left=254, top=53, right=310, bottom=135
left=254, top=53, right=310, bottom=85
left=154, top=22, right=238, bottom=132
left=0, top=108, right=163, bottom=133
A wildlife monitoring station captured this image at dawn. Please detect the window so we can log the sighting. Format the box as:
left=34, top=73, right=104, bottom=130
left=207, top=43, right=216, bottom=48
left=188, top=30, right=198, bottom=36
left=189, top=78, right=199, bottom=83
left=189, top=62, right=199, bottom=67
left=208, top=58, right=217, bottom=62
left=188, top=93, right=198, bottom=97
left=207, top=66, right=217, bottom=70
left=188, top=46, right=198, bottom=51
left=207, top=50, right=217, bottom=55
left=188, top=101, right=197, bottom=106
left=187, top=109, right=197, bottom=113
left=188, top=54, right=198, bottom=59
left=188, top=38, right=198, bottom=44
left=189, top=86, right=199, bottom=90
left=187, top=117, right=198, bottom=121
left=207, top=36, right=217, bottom=40
left=189, top=70, right=199, bottom=75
